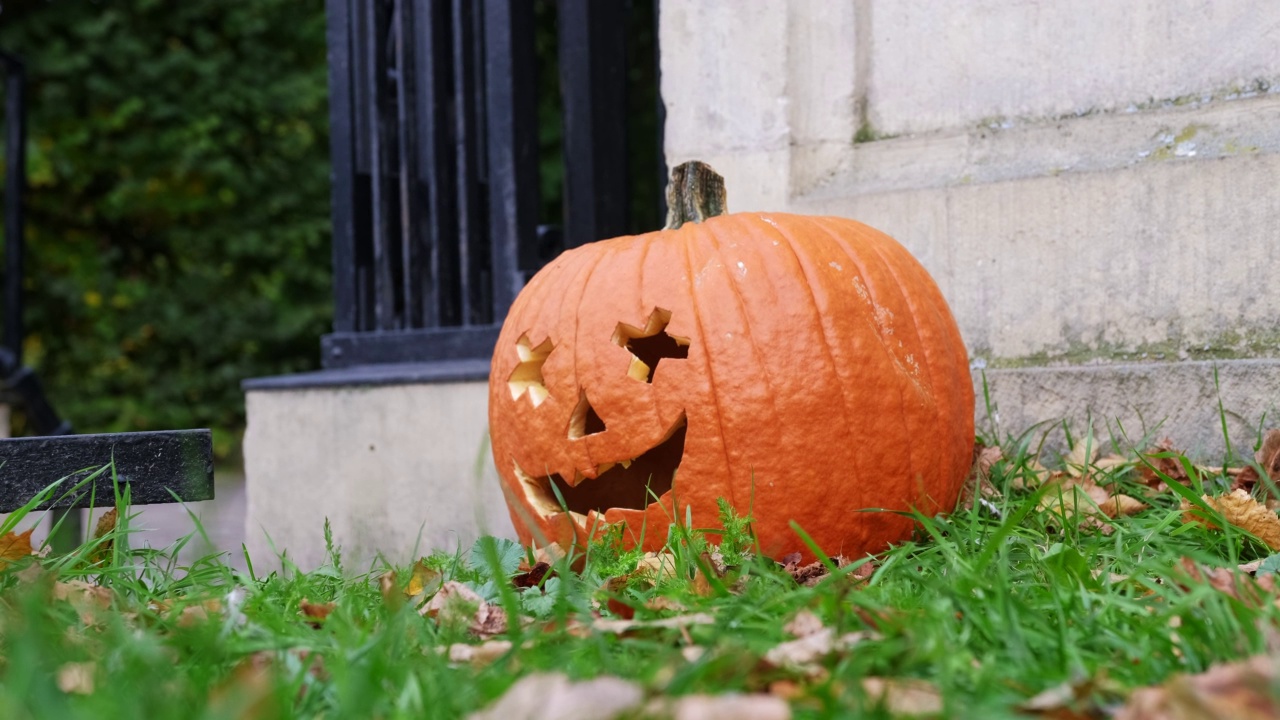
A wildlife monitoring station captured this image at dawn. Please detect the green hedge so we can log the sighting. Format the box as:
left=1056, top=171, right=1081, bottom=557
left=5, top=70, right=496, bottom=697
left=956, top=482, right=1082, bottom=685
left=0, top=1, right=333, bottom=457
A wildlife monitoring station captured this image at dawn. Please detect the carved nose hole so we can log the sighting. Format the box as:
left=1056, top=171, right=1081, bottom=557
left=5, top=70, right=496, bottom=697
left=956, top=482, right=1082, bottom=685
left=612, top=307, right=690, bottom=383
left=568, top=392, right=608, bottom=439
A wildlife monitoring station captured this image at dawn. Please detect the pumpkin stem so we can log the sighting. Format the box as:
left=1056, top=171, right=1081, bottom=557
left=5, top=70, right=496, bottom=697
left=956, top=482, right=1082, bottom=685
left=664, top=161, right=727, bottom=229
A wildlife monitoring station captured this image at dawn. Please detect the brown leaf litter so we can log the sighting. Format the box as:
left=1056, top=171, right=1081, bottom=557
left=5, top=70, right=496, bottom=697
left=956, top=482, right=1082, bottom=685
left=465, top=672, right=791, bottom=720
left=778, top=552, right=872, bottom=587
left=762, top=609, right=874, bottom=676
left=1171, top=557, right=1277, bottom=609
left=1136, top=438, right=1196, bottom=491
left=1038, top=474, right=1148, bottom=534
left=0, top=528, right=34, bottom=569
left=1183, top=488, right=1280, bottom=551
left=421, top=580, right=508, bottom=639
left=1232, top=429, right=1280, bottom=503
left=1115, top=654, right=1279, bottom=720
left=961, top=443, right=1005, bottom=510
left=299, top=598, right=336, bottom=627
left=88, top=508, right=117, bottom=564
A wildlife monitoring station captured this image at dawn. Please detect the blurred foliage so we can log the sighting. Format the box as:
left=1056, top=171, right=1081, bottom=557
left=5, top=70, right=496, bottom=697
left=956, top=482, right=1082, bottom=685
left=0, top=0, right=661, bottom=460
left=0, top=1, right=332, bottom=457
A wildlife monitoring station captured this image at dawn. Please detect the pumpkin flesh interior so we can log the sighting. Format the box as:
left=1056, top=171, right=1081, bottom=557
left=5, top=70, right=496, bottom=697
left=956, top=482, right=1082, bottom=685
left=519, top=415, right=686, bottom=517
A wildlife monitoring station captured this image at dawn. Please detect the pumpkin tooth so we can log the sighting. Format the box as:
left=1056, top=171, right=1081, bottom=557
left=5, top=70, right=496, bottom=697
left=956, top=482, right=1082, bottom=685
left=511, top=462, right=563, bottom=517
left=619, top=459, right=632, bottom=469
left=595, top=462, right=615, bottom=475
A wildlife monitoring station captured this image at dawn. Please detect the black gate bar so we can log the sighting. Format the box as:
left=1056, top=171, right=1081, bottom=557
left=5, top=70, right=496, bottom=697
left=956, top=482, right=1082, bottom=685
left=1, top=51, right=25, bottom=362
left=319, top=0, right=655, bottom=370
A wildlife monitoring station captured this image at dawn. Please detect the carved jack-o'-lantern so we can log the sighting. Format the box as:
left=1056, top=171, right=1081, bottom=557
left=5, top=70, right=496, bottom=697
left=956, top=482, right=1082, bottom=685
left=489, top=162, right=974, bottom=559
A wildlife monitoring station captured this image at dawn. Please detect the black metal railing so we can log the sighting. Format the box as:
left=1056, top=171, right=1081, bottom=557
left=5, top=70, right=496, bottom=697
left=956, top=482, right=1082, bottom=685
left=322, top=0, right=660, bottom=369
left=2, top=51, right=25, bottom=365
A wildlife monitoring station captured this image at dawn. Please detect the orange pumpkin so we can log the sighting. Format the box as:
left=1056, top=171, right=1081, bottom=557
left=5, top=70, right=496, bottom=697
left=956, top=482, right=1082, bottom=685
left=489, top=161, right=973, bottom=560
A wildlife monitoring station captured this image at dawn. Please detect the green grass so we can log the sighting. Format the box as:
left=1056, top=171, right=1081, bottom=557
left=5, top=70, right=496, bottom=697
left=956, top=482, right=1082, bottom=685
left=0, top=432, right=1277, bottom=719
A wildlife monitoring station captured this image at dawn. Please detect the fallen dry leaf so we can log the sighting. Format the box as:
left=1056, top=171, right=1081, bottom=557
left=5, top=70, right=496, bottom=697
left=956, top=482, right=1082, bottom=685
left=1137, top=439, right=1194, bottom=491
left=783, top=609, right=825, bottom=639
left=763, top=609, right=874, bottom=675
left=645, top=596, right=689, bottom=613
left=422, top=580, right=508, bottom=638
left=1234, top=429, right=1280, bottom=499
left=53, top=579, right=114, bottom=625
left=208, top=652, right=280, bottom=720
left=1115, top=654, right=1278, bottom=720
left=299, top=598, right=335, bottom=627
left=210, top=650, right=325, bottom=720
left=1184, top=489, right=1280, bottom=550
left=681, top=645, right=707, bottom=663
left=689, top=551, right=728, bottom=597
left=57, top=662, right=95, bottom=694
left=379, top=570, right=402, bottom=612
left=0, top=528, right=34, bottom=569
left=405, top=559, right=443, bottom=598
left=466, top=672, right=644, bottom=720
left=1063, top=436, right=1098, bottom=476
left=779, top=553, right=863, bottom=587
left=764, top=628, right=872, bottom=674
left=149, top=598, right=225, bottom=628
left=512, top=561, right=552, bottom=589
left=591, top=611, right=717, bottom=635
left=642, top=693, right=792, bottom=719
left=1018, top=672, right=1129, bottom=719
left=1039, top=476, right=1147, bottom=533
left=446, top=640, right=513, bottom=666
left=635, top=551, right=679, bottom=582
left=962, top=443, right=1004, bottom=510
left=1172, top=557, right=1277, bottom=609
left=861, top=677, right=944, bottom=716
left=89, top=508, right=117, bottom=564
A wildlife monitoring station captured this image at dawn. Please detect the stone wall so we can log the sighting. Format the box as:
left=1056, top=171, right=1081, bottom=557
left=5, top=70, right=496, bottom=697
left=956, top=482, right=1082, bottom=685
left=662, top=0, right=1280, bottom=454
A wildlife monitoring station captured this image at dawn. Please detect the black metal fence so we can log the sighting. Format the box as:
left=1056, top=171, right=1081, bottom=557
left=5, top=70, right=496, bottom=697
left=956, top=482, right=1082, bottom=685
left=322, top=0, right=661, bottom=369
left=1, top=51, right=25, bottom=365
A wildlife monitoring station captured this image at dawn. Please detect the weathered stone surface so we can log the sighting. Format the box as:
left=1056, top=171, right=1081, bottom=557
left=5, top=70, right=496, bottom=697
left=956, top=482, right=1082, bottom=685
left=976, top=359, right=1280, bottom=459
left=868, top=1, right=1280, bottom=137
left=244, top=382, right=514, bottom=571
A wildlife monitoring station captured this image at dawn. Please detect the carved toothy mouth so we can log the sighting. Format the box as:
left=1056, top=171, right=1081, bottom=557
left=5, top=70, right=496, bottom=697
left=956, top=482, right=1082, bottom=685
left=515, top=415, right=686, bottom=518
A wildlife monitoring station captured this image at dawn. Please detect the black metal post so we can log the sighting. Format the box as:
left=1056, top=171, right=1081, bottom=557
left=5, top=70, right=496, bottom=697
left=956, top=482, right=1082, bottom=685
left=558, top=0, right=630, bottom=248
left=325, top=0, right=359, bottom=338
left=483, top=0, right=539, bottom=321
left=1, top=52, right=25, bottom=363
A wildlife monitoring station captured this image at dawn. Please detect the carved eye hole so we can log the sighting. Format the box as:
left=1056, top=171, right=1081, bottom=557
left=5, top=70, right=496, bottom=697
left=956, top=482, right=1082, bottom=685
left=508, top=334, right=554, bottom=406
left=612, top=308, right=690, bottom=383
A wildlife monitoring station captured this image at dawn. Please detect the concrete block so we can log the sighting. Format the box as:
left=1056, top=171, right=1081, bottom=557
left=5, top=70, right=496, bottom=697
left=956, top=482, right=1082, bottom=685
left=660, top=1, right=790, bottom=157
left=795, top=98, right=1280, bottom=362
left=976, top=359, right=1280, bottom=460
left=868, top=0, right=1280, bottom=136
left=243, top=381, right=514, bottom=571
